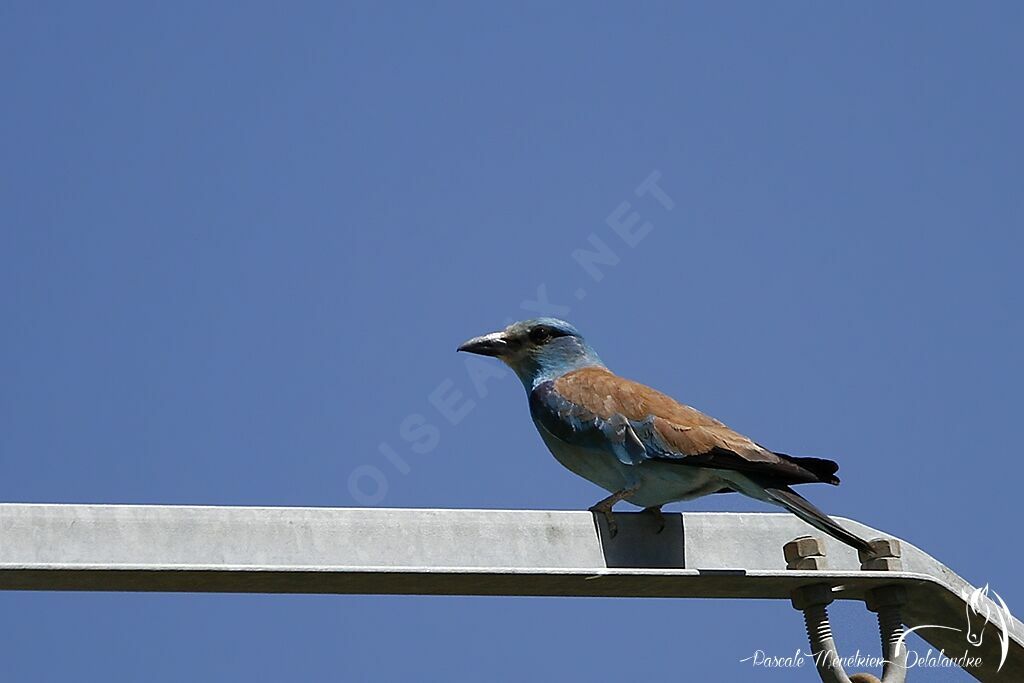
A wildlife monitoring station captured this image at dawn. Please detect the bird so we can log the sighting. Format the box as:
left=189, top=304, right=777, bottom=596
left=457, top=317, right=871, bottom=552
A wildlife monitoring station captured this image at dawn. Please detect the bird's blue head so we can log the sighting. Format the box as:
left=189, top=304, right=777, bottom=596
left=458, top=318, right=604, bottom=390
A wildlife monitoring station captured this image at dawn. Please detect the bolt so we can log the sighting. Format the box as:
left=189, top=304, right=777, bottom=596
left=860, top=538, right=903, bottom=571
left=864, top=585, right=908, bottom=613
left=865, top=585, right=909, bottom=679
left=784, top=535, right=827, bottom=570
left=791, top=583, right=835, bottom=611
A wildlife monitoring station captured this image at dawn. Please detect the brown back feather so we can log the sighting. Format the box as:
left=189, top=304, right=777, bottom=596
left=553, top=367, right=837, bottom=485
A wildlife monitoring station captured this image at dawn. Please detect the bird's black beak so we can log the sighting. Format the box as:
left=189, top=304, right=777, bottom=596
left=457, top=331, right=509, bottom=357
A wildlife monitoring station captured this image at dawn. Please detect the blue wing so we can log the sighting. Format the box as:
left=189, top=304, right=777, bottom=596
left=529, top=380, right=670, bottom=466
left=529, top=379, right=834, bottom=485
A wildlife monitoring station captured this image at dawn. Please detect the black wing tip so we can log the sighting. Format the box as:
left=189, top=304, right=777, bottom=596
left=775, top=453, right=842, bottom=486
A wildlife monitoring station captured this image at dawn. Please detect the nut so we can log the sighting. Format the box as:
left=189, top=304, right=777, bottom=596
left=865, top=585, right=907, bottom=612
left=859, top=538, right=903, bottom=571
left=790, top=583, right=835, bottom=610
left=789, top=556, right=828, bottom=570
left=858, top=538, right=901, bottom=562
left=784, top=535, right=826, bottom=566
left=861, top=557, right=903, bottom=571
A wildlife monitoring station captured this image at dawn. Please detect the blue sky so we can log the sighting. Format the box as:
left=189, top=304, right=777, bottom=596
left=2, top=3, right=1021, bottom=681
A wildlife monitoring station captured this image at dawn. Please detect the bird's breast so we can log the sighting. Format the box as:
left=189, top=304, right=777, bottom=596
left=533, top=418, right=729, bottom=508
left=534, top=420, right=632, bottom=494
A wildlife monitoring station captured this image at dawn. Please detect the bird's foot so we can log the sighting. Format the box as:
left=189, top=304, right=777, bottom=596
left=588, top=485, right=641, bottom=539
left=588, top=503, right=618, bottom=537
left=642, top=506, right=666, bottom=534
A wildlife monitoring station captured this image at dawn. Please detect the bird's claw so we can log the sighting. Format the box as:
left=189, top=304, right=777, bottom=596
left=643, top=506, right=666, bottom=534
left=606, top=517, right=618, bottom=537
left=589, top=505, right=618, bottom=537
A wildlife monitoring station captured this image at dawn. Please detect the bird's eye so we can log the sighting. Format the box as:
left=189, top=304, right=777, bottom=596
left=529, top=327, right=552, bottom=344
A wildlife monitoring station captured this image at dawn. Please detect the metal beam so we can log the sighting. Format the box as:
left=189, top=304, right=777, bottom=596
left=1, top=504, right=1019, bottom=681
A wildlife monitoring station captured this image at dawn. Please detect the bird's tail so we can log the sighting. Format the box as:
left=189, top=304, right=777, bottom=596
left=762, top=485, right=872, bottom=553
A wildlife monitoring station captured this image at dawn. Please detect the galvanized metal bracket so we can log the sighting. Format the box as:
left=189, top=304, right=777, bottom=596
left=0, top=505, right=1019, bottom=681
left=786, top=536, right=909, bottom=683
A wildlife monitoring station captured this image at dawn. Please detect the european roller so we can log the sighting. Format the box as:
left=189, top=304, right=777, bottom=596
left=458, top=318, right=870, bottom=551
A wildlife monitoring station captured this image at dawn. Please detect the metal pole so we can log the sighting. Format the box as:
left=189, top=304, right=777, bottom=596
left=0, top=504, right=1018, bottom=682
